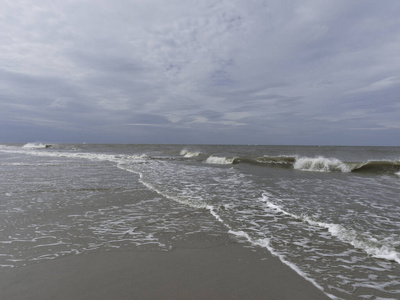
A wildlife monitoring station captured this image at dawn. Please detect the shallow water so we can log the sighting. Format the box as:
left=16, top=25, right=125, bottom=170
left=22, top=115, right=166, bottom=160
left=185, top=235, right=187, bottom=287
left=1, top=143, right=399, bottom=299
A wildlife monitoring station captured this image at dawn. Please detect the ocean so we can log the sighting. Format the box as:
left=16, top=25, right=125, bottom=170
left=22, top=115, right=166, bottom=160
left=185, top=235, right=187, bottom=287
left=0, top=143, right=399, bottom=299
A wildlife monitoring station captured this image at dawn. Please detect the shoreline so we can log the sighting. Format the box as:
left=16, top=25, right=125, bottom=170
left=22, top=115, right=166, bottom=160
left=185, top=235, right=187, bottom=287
left=0, top=244, right=330, bottom=300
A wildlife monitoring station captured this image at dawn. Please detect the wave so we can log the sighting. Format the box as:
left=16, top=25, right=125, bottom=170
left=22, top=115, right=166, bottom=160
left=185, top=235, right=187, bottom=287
left=205, top=156, right=237, bottom=165
left=351, top=160, right=400, bottom=174
left=293, top=156, right=351, bottom=173
left=235, top=154, right=400, bottom=175
left=180, top=149, right=201, bottom=158
left=5, top=144, right=400, bottom=175
left=257, top=155, right=296, bottom=165
left=22, top=143, right=53, bottom=149
left=3, top=146, right=149, bottom=165
left=262, top=194, right=400, bottom=265
left=203, top=155, right=296, bottom=166
left=201, top=154, right=400, bottom=175
left=293, top=157, right=400, bottom=174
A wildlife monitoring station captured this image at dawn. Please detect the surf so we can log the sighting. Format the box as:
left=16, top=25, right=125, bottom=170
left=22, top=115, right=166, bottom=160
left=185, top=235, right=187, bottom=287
left=21, top=143, right=53, bottom=149
left=261, top=194, right=400, bottom=265
left=205, top=156, right=238, bottom=165
left=293, top=156, right=351, bottom=173
left=180, top=149, right=201, bottom=158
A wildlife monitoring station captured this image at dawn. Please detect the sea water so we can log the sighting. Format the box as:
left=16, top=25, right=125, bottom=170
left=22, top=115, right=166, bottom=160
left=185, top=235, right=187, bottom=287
left=0, top=143, right=399, bottom=299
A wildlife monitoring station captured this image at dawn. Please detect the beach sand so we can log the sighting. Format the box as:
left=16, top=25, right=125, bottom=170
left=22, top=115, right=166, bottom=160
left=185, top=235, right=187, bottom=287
left=0, top=244, right=329, bottom=300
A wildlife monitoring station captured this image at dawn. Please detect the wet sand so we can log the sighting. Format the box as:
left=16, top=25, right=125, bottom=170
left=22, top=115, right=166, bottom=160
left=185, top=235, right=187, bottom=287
left=0, top=244, right=330, bottom=300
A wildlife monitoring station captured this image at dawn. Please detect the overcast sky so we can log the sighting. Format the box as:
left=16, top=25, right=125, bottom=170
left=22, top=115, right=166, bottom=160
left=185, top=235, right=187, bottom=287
left=1, top=0, right=400, bottom=145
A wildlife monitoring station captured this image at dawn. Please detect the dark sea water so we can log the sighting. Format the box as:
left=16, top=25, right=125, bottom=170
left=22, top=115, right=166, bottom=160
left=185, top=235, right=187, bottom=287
left=1, top=143, right=399, bottom=299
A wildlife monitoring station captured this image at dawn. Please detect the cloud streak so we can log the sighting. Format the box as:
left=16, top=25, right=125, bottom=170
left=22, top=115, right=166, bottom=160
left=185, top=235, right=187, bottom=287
left=1, top=0, right=400, bottom=145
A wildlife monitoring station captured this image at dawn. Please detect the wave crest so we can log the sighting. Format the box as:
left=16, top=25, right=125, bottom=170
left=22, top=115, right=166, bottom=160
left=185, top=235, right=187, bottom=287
left=257, top=156, right=296, bottom=165
left=180, top=149, right=201, bottom=158
left=294, top=156, right=351, bottom=172
left=205, top=156, right=236, bottom=165
left=352, top=160, right=400, bottom=174
left=22, top=143, right=52, bottom=149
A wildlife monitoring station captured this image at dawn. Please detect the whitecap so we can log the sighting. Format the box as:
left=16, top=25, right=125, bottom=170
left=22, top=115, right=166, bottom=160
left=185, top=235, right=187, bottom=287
left=22, top=143, right=51, bottom=149
left=180, top=149, right=200, bottom=158
left=205, top=156, right=235, bottom=165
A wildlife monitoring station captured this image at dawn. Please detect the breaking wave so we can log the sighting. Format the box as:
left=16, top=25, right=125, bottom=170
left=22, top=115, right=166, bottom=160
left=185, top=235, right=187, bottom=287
left=3, top=145, right=148, bottom=165
left=203, top=154, right=400, bottom=175
left=204, top=155, right=297, bottom=166
left=22, top=143, right=52, bottom=149
left=293, top=157, right=400, bottom=174
left=205, top=156, right=237, bottom=165
left=5, top=144, right=400, bottom=175
left=293, top=156, right=351, bottom=172
left=180, top=149, right=201, bottom=158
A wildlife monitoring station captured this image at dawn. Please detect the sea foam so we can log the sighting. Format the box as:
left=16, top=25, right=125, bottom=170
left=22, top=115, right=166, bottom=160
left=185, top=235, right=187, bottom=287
left=261, top=194, right=400, bottom=265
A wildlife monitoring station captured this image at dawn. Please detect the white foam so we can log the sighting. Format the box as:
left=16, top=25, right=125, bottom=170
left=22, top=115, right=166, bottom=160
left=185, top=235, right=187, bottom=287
left=262, top=194, right=400, bottom=265
left=302, top=221, right=400, bottom=264
left=226, top=228, right=329, bottom=297
left=22, top=143, right=50, bottom=149
left=33, top=241, right=66, bottom=248
left=207, top=205, right=227, bottom=225
left=1, top=146, right=148, bottom=166
left=294, top=156, right=350, bottom=172
left=205, top=156, right=235, bottom=165
left=180, top=149, right=200, bottom=158
left=118, top=164, right=209, bottom=211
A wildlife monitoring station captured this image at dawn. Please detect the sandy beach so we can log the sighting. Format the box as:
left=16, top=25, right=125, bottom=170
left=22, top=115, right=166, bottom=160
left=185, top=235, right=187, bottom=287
left=0, top=243, right=329, bottom=300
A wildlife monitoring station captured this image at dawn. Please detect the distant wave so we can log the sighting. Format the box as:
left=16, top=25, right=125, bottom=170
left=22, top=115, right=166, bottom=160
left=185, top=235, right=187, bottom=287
left=351, top=160, right=400, bottom=174
left=180, top=149, right=201, bottom=158
left=5, top=145, right=149, bottom=165
left=293, top=157, right=400, bottom=174
left=256, top=155, right=296, bottom=165
left=205, top=156, right=237, bottom=165
left=202, top=154, right=400, bottom=174
left=6, top=144, right=400, bottom=175
left=22, top=143, right=53, bottom=149
left=262, top=194, right=400, bottom=265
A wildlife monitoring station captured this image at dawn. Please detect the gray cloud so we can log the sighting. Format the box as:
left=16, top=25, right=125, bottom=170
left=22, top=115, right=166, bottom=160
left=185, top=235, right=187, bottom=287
left=1, top=0, right=400, bottom=145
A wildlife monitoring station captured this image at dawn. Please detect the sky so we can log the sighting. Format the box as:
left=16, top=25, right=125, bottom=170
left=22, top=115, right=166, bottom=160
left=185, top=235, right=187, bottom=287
left=1, top=0, right=400, bottom=145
